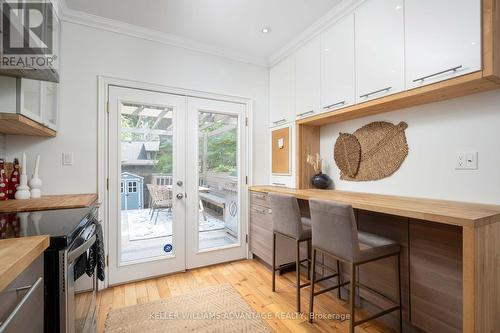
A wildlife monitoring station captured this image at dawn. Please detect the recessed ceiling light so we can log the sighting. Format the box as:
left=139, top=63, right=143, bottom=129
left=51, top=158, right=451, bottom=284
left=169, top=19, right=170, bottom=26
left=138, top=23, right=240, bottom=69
left=261, top=27, right=271, bottom=34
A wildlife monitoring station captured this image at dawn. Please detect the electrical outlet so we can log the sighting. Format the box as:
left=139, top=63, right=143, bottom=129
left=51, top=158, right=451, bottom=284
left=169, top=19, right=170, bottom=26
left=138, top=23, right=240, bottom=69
left=62, top=152, right=73, bottom=166
left=455, top=152, right=478, bottom=170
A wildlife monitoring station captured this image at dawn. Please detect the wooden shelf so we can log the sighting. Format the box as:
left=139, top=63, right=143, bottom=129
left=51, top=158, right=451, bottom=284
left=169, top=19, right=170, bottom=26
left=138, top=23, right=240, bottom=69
left=0, top=113, right=56, bottom=137
left=0, top=194, right=98, bottom=213
left=297, top=72, right=500, bottom=126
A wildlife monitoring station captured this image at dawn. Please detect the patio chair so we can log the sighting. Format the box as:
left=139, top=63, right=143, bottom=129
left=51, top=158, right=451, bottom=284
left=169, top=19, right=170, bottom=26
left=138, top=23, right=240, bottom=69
left=148, top=184, right=173, bottom=224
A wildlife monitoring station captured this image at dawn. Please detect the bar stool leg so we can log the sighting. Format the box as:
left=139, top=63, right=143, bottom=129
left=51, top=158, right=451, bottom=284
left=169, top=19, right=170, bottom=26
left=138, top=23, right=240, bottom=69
left=336, top=260, right=342, bottom=299
left=308, top=248, right=317, bottom=323
left=349, top=263, right=356, bottom=333
left=307, top=239, right=311, bottom=280
left=272, top=233, right=276, bottom=292
left=397, top=253, right=403, bottom=333
left=296, top=239, right=301, bottom=313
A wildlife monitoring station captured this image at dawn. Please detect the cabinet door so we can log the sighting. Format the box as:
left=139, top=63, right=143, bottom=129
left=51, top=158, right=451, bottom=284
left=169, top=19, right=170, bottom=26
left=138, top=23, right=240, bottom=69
left=295, top=36, right=321, bottom=119
left=321, top=14, right=355, bottom=112
left=405, top=0, right=481, bottom=89
left=355, top=0, right=404, bottom=102
left=43, top=82, right=58, bottom=130
left=269, top=55, right=295, bottom=127
left=17, top=79, right=43, bottom=123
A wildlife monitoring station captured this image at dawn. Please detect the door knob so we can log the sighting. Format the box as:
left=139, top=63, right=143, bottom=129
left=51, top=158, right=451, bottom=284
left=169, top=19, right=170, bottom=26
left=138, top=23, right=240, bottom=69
left=176, top=193, right=184, bottom=199
left=176, top=180, right=183, bottom=186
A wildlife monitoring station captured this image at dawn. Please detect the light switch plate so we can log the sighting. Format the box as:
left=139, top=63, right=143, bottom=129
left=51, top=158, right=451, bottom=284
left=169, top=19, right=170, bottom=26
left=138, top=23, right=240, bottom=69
left=62, top=152, right=73, bottom=166
left=455, top=152, right=478, bottom=170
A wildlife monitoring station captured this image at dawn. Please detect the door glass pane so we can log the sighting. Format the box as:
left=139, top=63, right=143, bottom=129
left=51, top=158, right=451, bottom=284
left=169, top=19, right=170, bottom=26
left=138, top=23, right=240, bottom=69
left=22, top=79, right=41, bottom=118
left=198, top=111, right=239, bottom=251
left=119, top=102, right=175, bottom=263
left=44, top=82, right=58, bottom=126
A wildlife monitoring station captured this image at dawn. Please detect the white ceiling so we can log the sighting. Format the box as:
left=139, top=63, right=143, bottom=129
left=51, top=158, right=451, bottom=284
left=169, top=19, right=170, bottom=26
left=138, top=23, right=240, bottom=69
left=64, top=0, right=342, bottom=64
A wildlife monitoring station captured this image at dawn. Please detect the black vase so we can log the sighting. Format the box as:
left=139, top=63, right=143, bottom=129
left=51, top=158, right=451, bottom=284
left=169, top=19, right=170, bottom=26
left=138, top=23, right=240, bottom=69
left=311, top=172, right=332, bottom=189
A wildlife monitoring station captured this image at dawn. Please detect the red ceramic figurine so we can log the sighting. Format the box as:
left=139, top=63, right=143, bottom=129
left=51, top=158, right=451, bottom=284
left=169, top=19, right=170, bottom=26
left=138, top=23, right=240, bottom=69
left=7, top=158, right=20, bottom=199
left=0, top=159, right=9, bottom=201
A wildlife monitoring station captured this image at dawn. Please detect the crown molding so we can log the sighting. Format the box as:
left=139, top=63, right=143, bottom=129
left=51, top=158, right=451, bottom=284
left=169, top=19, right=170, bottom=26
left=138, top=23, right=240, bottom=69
left=269, top=0, right=365, bottom=66
left=58, top=0, right=269, bottom=67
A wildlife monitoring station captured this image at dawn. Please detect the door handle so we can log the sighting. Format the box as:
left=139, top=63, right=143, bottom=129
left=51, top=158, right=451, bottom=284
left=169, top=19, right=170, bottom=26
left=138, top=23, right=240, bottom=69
left=176, top=193, right=184, bottom=199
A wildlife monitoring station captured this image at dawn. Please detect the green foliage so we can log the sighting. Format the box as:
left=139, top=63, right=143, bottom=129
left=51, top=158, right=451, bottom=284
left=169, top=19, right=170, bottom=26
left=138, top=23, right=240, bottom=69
left=154, top=137, right=173, bottom=173
left=204, top=128, right=237, bottom=174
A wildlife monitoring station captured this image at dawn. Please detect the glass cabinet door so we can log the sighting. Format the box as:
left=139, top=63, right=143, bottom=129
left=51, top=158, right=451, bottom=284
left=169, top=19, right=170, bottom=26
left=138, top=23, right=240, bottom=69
left=43, top=82, right=58, bottom=130
left=18, top=79, right=43, bottom=123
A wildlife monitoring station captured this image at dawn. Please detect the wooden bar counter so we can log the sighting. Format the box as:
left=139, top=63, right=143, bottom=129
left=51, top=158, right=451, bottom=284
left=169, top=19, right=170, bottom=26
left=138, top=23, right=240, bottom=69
left=249, top=186, right=500, bottom=333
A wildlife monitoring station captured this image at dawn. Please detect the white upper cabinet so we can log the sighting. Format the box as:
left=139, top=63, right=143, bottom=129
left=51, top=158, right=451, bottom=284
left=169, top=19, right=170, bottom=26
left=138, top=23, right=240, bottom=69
left=321, top=14, right=355, bottom=112
left=355, top=0, right=405, bottom=103
left=405, top=0, right=481, bottom=89
left=269, top=55, right=295, bottom=127
left=0, top=76, right=59, bottom=131
left=295, top=36, right=321, bottom=119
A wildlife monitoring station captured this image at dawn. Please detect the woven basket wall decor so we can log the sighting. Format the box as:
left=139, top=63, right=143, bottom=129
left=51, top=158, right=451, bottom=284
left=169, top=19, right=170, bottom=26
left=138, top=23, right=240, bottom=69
left=333, top=121, right=409, bottom=181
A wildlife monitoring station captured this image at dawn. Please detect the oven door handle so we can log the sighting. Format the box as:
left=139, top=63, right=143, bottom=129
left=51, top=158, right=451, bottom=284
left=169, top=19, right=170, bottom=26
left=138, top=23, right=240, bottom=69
left=68, top=235, right=96, bottom=263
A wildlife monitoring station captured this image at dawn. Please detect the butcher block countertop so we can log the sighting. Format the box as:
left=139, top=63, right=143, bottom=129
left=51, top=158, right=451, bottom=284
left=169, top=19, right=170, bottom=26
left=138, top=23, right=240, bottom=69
left=0, top=193, right=98, bottom=213
left=0, top=236, right=49, bottom=291
left=250, top=186, right=500, bottom=228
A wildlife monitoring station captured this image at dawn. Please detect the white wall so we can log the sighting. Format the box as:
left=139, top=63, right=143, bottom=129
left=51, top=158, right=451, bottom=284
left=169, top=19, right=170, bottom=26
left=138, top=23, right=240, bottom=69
left=320, top=89, right=500, bottom=205
left=6, top=21, right=269, bottom=194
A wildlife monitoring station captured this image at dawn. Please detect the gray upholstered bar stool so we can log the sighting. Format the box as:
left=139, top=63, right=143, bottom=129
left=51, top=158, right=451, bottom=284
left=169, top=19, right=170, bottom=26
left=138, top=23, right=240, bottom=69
left=308, top=199, right=402, bottom=333
left=268, top=193, right=313, bottom=313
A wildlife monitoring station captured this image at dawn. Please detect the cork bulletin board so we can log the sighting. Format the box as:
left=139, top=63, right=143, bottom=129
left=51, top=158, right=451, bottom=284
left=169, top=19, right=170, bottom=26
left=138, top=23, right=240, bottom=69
left=272, top=126, right=290, bottom=175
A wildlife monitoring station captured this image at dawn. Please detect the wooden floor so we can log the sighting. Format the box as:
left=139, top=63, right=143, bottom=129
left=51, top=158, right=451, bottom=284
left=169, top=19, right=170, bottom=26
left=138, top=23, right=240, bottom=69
left=96, top=259, right=394, bottom=333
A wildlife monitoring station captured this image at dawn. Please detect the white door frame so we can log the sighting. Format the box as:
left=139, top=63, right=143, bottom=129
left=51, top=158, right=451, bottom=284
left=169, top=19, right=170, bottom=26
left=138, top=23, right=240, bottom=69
left=98, top=76, right=253, bottom=288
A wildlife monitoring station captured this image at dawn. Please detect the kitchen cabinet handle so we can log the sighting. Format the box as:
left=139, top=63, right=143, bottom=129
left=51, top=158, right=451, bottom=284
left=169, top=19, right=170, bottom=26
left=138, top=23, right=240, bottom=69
left=323, top=100, right=346, bottom=109
left=271, top=182, right=286, bottom=186
left=412, top=65, right=463, bottom=82
left=0, top=277, right=43, bottom=333
left=360, top=87, right=392, bottom=99
left=252, top=193, right=267, bottom=199
left=297, top=110, right=314, bottom=118
left=272, top=119, right=287, bottom=125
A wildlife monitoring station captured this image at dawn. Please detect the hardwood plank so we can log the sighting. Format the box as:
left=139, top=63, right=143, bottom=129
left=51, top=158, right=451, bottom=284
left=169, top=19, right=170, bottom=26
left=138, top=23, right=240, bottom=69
left=97, top=259, right=394, bottom=333
left=249, top=187, right=500, bottom=227
left=0, top=193, right=98, bottom=213
left=124, top=283, right=137, bottom=306
left=145, top=278, right=160, bottom=301
left=156, top=277, right=171, bottom=299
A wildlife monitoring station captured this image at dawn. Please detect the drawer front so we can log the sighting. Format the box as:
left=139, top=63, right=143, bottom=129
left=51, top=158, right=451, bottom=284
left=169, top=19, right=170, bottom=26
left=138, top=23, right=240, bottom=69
left=0, top=255, right=44, bottom=333
left=250, top=200, right=273, bottom=264
left=250, top=191, right=270, bottom=208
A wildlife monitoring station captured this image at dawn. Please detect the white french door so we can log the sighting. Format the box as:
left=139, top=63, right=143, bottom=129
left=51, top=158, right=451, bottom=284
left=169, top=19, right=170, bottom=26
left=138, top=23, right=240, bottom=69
left=108, top=86, right=186, bottom=285
left=107, top=85, right=248, bottom=285
left=186, top=97, right=248, bottom=269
